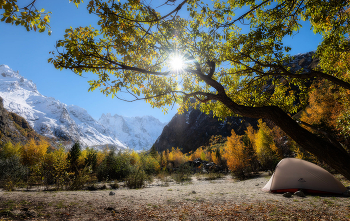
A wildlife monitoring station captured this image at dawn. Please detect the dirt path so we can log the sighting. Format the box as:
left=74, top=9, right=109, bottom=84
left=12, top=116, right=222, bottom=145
left=1, top=173, right=350, bottom=220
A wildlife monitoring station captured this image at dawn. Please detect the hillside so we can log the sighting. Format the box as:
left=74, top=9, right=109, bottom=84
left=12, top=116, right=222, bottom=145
left=0, top=65, right=165, bottom=150
left=0, top=96, right=42, bottom=145
left=153, top=105, right=257, bottom=153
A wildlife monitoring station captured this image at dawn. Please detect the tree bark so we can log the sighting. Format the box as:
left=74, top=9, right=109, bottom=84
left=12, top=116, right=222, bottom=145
left=218, top=94, right=350, bottom=181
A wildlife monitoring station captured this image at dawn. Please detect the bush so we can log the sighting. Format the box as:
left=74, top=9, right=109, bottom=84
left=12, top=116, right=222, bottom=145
left=125, top=167, right=147, bottom=189
left=171, top=164, right=192, bottom=183
left=110, top=180, right=119, bottom=189
left=205, top=172, right=223, bottom=180
left=67, top=167, right=91, bottom=190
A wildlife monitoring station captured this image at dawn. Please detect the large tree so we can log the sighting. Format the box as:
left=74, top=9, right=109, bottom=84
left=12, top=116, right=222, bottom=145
left=50, top=0, right=350, bottom=180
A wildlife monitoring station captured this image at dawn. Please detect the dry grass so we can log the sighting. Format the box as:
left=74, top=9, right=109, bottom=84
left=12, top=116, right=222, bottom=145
left=0, top=173, right=349, bottom=220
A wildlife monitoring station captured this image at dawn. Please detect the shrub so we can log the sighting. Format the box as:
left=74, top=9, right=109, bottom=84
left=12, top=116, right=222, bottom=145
left=67, top=166, right=91, bottom=190
left=125, top=166, right=147, bottom=189
left=171, top=163, right=192, bottom=183
left=110, top=180, right=119, bottom=189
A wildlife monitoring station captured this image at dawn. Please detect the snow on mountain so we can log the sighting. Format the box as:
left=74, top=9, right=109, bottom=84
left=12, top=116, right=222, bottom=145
left=0, top=64, right=137, bottom=149
left=98, top=113, right=167, bottom=150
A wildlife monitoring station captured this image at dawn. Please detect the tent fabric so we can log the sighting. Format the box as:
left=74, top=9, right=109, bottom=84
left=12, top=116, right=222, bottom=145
left=262, top=158, right=347, bottom=194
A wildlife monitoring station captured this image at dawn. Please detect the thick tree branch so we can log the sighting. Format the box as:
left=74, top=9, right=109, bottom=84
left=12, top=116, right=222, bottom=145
left=207, top=61, right=215, bottom=78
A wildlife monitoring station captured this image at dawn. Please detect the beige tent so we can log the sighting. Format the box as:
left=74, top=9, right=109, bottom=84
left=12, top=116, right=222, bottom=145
left=262, top=158, right=347, bottom=194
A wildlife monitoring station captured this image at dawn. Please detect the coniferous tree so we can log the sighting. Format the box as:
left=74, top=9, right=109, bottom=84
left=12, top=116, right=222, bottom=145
left=68, top=142, right=81, bottom=174
left=149, top=145, right=158, bottom=159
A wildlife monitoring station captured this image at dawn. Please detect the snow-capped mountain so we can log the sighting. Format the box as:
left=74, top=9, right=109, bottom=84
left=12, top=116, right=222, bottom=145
left=0, top=64, right=165, bottom=150
left=99, top=113, right=167, bottom=150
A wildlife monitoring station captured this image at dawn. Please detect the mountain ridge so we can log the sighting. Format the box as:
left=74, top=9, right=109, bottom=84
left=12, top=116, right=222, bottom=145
left=0, top=65, right=165, bottom=150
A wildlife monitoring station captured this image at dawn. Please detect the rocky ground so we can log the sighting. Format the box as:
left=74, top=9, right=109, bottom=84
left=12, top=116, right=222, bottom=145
left=0, top=173, right=349, bottom=220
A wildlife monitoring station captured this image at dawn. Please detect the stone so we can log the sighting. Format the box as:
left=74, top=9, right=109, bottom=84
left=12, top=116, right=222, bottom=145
left=109, top=191, right=116, bottom=196
left=192, top=191, right=196, bottom=194
left=294, top=190, right=305, bottom=197
left=282, top=192, right=292, bottom=198
left=25, top=209, right=37, bottom=217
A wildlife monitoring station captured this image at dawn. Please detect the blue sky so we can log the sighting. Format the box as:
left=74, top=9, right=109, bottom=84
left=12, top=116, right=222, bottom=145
left=0, top=1, right=322, bottom=123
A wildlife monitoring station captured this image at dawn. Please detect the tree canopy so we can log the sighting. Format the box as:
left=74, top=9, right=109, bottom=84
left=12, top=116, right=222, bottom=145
left=48, top=0, right=350, bottom=179
left=0, top=0, right=82, bottom=34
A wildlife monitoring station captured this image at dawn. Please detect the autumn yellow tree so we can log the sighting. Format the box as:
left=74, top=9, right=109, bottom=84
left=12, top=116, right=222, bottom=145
left=255, top=120, right=281, bottom=172
left=0, top=141, right=21, bottom=159
left=168, top=147, right=187, bottom=168
left=211, top=148, right=225, bottom=169
left=20, top=139, right=50, bottom=186
left=20, top=139, right=49, bottom=167
left=300, top=80, right=350, bottom=149
left=43, top=146, right=69, bottom=189
left=160, top=150, right=168, bottom=170
left=223, top=130, right=257, bottom=179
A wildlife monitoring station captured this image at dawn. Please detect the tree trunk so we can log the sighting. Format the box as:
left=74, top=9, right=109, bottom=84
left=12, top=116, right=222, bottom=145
left=220, top=96, right=350, bottom=181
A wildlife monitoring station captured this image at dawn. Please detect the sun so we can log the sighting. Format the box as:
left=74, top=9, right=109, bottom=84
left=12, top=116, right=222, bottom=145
left=169, top=53, right=185, bottom=72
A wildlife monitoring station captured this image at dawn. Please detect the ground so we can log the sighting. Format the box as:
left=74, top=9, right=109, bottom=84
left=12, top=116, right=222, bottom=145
left=0, top=173, right=349, bottom=220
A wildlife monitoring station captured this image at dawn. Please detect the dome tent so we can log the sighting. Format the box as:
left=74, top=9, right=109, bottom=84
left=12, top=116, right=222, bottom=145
left=262, top=158, right=347, bottom=194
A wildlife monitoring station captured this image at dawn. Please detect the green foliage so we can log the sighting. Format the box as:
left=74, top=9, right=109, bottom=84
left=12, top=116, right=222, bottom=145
left=43, top=146, right=69, bottom=190
left=49, top=0, right=345, bottom=114
left=0, top=0, right=82, bottom=34
left=68, top=142, right=81, bottom=174
left=149, top=145, right=158, bottom=159
left=97, top=149, right=132, bottom=181
left=0, top=141, right=21, bottom=159
left=255, top=120, right=281, bottom=172
left=125, top=166, right=148, bottom=189
left=171, top=163, right=192, bottom=184
left=84, top=147, right=98, bottom=172
left=67, top=166, right=91, bottom=190
left=0, top=156, right=28, bottom=190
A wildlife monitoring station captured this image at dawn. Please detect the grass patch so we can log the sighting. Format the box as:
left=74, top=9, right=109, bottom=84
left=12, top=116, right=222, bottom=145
left=323, top=199, right=334, bottom=206
left=56, top=201, right=66, bottom=209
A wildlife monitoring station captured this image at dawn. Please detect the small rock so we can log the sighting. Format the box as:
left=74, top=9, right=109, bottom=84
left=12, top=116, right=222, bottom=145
left=192, top=191, right=196, bottom=194
left=294, top=190, right=305, bottom=197
left=106, top=207, right=115, bottom=211
left=283, top=192, right=292, bottom=198
left=25, top=209, right=37, bottom=217
left=255, top=184, right=259, bottom=186
left=88, top=185, right=98, bottom=191
left=109, top=191, right=115, bottom=196
left=10, top=210, right=22, bottom=216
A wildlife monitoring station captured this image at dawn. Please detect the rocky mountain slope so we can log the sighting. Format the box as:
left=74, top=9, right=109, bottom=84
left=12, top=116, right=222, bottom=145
left=153, top=106, right=257, bottom=153
left=0, top=65, right=165, bottom=150
left=0, top=96, right=43, bottom=145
